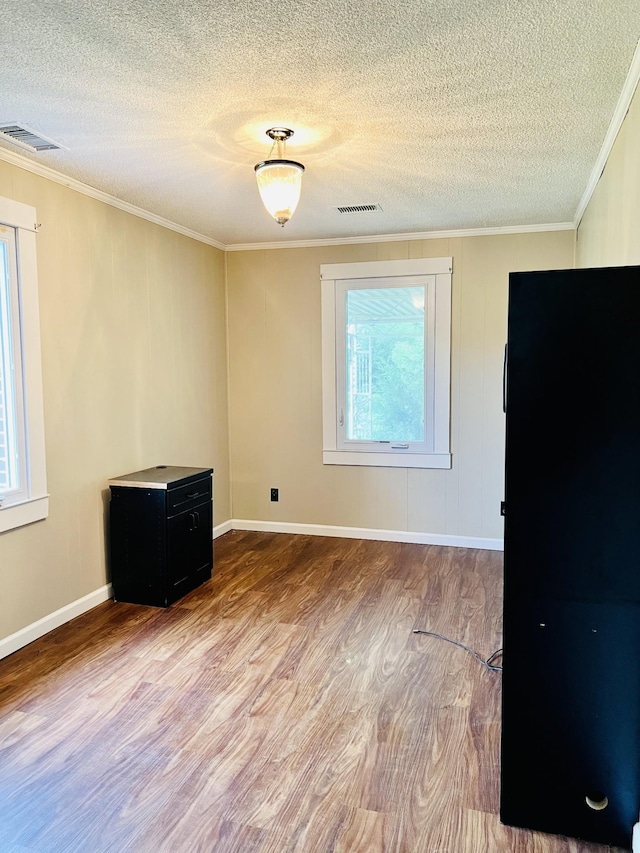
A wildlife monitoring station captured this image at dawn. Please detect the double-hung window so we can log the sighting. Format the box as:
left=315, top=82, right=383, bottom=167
left=0, top=196, right=48, bottom=532
left=321, top=257, right=452, bottom=468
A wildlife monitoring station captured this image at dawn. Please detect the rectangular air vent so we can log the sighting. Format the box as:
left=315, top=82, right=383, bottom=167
left=335, top=204, right=383, bottom=214
left=0, top=123, right=62, bottom=152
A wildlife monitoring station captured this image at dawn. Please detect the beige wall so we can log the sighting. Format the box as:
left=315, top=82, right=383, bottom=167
left=0, top=155, right=580, bottom=646
left=226, top=230, right=574, bottom=542
left=577, top=82, right=640, bottom=267
left=0, top=161, right=230, bottom=640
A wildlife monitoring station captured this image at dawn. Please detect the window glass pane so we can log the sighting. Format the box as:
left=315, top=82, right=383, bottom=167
left=0, top=239, right=19, bottom=494
left=345, top=285, right=425, bottom=442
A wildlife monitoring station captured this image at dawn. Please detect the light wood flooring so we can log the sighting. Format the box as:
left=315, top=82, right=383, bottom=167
left=0, top=532, right=624, bottom=852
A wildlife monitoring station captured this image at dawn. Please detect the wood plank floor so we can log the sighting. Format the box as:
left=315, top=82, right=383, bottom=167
left=0, top=532, right=624, bottom=852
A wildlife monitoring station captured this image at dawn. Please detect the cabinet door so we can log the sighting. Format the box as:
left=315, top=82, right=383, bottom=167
left=501, top=599, right=640, bottom=848
left=504, top=267, right=640, bottom=605
left=166, top=499, right=212, bottom=603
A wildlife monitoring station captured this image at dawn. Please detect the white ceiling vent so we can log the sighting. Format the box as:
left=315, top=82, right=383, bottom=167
left=335, top=204, right=383, bottom=214
left=0, top=123, right=62, bottom=152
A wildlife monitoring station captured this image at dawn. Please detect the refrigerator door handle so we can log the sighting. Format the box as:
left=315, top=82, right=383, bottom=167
left=503, top=343, right=508, bottom=413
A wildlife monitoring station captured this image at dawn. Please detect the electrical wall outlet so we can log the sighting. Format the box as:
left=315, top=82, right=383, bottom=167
left=270, top=488, right=279, bottom=502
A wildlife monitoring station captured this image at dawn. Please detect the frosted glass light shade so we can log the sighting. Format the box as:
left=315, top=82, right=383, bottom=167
left=254, top=159, right=305, bottom=226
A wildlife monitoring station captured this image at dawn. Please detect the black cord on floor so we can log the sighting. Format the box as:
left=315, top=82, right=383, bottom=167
left=413, top=629, right=503, bottom=672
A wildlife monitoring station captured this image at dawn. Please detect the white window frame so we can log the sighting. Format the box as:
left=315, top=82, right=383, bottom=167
left=0, top=196, right=48, bottom=532
left=321, top=257, right=452, bottom=469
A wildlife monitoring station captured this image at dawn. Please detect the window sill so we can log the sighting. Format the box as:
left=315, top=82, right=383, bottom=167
left=0, top=495, right=49, bottom=533
left=322, top=451, right=452, bottom=469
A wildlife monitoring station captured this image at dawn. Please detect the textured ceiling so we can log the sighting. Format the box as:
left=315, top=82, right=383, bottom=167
left=1, top=0, right=639, bottom=246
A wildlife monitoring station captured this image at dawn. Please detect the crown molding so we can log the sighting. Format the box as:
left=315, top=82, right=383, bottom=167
left=574, top=37, right=640, bottom=229
left=225, top=221, right=576, bottom=252
left=0, top=143, right=576, bottom=254
left=0, top=145, right=226, bottom=250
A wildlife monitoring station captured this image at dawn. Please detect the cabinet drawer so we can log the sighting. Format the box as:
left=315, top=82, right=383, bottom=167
left=167, top=477, right=212, bottom=516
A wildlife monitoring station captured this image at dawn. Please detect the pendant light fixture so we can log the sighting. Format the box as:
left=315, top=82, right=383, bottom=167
left=254, top=127, right=305, bottom=226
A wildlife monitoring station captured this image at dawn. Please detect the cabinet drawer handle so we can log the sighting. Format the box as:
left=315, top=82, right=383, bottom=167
left=503, top=343, right=508, bottom=413
left=186, top=491, right=199, bottom=499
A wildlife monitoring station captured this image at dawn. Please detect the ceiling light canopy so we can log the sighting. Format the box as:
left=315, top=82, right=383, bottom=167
left=254, top=127, right=305, bottom=227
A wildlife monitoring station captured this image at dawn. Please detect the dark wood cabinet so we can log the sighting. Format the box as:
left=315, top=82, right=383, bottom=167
left=501, top=266, right=640, bottom=849
left=108, top=465, right=213, bottom=607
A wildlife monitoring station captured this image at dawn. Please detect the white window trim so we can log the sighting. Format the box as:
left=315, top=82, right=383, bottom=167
left=321, top=257, right=452, bottom=469
left=0, top=196, right=48, bottom=532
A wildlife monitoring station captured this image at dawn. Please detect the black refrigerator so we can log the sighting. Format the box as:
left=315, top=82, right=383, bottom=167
left=500, top=265, right=640, bottom=849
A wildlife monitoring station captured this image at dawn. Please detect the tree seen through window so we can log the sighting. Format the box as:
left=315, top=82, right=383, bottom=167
left=346, top=286, right=425, bottom=443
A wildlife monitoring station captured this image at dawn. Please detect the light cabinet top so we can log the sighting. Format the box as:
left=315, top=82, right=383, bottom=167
left=108, top=466, right=213, bottom=490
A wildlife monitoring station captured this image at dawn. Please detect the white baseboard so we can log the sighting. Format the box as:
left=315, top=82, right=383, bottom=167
left=0, top=583, right=113, bottom=661
left=213, top=519, right=234, bottom=539
left=225, top=518, right=504, bottom=551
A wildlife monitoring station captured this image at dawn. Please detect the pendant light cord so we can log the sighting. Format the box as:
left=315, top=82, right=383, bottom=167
left=265, top=135, right=285, bottom=160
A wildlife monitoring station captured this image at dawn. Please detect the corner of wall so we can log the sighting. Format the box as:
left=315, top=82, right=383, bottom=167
left=222, top=247, right=234, bottom=521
